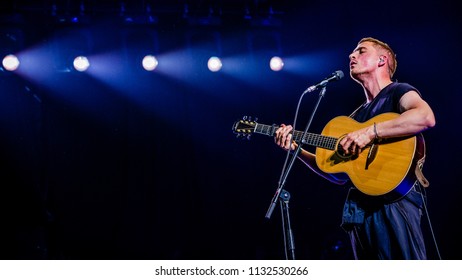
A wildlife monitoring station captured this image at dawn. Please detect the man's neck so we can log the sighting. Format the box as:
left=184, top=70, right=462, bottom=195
left=362, top=79, right=393, bottom=103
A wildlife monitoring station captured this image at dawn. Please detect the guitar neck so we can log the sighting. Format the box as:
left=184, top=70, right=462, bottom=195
left=254, top=123, right=337, bottom=150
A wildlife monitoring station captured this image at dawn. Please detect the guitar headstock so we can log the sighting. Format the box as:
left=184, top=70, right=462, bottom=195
left=232, top=116, right=258, bottom=139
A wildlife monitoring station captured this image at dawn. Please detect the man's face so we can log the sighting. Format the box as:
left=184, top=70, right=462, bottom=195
left=349, top=41, right=380, bottom=79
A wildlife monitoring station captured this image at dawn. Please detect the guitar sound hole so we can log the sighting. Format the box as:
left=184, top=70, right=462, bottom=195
left=336, top=145, right=357, bottom=160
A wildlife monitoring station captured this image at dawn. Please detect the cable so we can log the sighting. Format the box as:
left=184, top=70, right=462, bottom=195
left=418, top=184, right=442, bottom=260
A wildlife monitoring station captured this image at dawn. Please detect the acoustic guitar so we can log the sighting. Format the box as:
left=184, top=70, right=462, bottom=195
left=232, top=112, right=425, bottom=201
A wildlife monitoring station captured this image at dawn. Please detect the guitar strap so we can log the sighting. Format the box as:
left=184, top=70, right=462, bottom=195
left=348, top=102, right=367, bottom=118
left=415, top=155, right=430, bottom=188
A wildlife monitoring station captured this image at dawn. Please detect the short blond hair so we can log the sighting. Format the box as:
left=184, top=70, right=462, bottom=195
left=358, top=37, right=397, bottom=78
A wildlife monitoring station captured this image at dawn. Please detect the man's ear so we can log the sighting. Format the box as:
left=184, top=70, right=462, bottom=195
left=378, top=55, right=386, bottom=66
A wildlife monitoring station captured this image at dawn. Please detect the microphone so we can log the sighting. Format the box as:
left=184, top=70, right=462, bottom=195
left=304, top=70, right=344, bottom=93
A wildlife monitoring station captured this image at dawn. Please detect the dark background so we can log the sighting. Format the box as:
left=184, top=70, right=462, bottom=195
left=0, top=0, right=460, bottom=260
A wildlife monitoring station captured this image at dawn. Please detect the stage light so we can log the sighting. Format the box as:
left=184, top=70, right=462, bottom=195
left=142, top=55, right=158, bottom=71
left=73, top=55, right=90, bottom=72
left=2, top=54, right=20, bottom=71
left=207, top=56, right=222, bottom=72
left=270, top=56, right=284, bottom=71
left=1, top=28, right=23, bottom=72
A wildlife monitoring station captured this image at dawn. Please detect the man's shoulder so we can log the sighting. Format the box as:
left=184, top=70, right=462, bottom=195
left=392, top=82, right=417, bottom=90
left=388, top=82, right=419, bottom=96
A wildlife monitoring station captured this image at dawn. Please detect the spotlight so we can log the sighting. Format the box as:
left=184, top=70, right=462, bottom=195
left=207, top=56, right=222, bottom=72
left=142, top=55, right=158, bottom=71
left=73, top=56, right=90, bottom=72
left=2, top=54, right=20, bottom=71
left=270, top=56, right=284, bottom=71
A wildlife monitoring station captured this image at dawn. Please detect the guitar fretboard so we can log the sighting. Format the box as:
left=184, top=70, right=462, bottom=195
left=254, top=123, right=337, bottom=150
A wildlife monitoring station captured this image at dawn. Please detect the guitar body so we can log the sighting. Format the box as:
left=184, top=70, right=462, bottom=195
left=315, top=113, right=424, bottom=200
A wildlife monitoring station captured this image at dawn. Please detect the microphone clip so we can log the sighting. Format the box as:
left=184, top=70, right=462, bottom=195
left=304, top=70, right=344, bottom=93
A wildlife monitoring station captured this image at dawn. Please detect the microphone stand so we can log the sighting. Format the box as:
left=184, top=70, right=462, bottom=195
left=265, top=85, right=328, bottom=260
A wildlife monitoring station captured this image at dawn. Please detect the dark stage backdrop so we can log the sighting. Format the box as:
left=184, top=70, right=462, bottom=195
left=0, top=0, right=460, bottom=260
